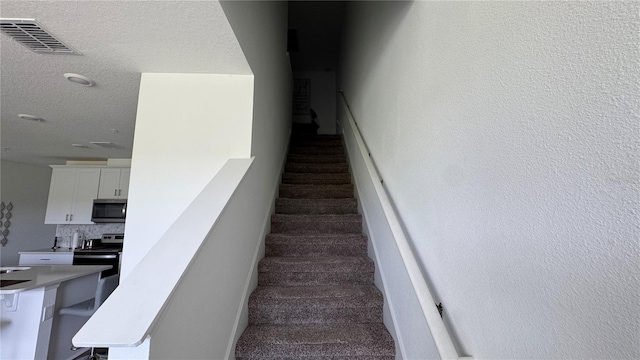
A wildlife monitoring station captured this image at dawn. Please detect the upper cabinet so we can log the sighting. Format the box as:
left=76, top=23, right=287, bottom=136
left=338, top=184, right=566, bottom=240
left=45, top=165, right=131, bottom=224
left=45, top=168, right=101, bottom=224
left=97, top=168, right=131, bottom=199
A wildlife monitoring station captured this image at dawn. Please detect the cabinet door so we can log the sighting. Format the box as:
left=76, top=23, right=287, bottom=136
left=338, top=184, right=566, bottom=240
left=44, top=168, right=76, bottom=224
left=70, top=168, right=101, bottom=224
left=118, top=168, right=131, bottom=198
left=98, top=168, right=123, bottom=199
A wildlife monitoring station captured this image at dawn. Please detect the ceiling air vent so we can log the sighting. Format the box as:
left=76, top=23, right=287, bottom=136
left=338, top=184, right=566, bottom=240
left=90, top=142, right=125, bottom=150
left=0, top=18, right=78, bottom=54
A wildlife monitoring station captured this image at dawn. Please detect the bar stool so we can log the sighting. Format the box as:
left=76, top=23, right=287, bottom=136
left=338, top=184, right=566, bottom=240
left=59, top=274, right=119, bottom=360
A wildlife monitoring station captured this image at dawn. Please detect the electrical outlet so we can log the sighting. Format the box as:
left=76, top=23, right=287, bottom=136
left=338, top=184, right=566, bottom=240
left=42, top=305, right=54, bottom=321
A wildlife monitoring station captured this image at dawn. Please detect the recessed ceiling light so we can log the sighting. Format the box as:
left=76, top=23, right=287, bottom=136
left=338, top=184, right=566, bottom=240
left=18, top=114, right=44, bottom=121
left=64, top=73, right=94, bottom=87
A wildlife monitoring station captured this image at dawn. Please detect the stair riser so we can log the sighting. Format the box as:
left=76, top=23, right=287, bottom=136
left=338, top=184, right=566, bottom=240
left=285, top=163, right=349, bottom=173
left=290, top=140, right=344, bottom=148
left=265, top=244, right=367, bottom=257
left=276, top=202, right=357, bottom=215
left=239, top=357, right=394, bottom=360
left=258, top=272, right=374, bottom=286
left=288, top=147, right=345, bottom=155
left=287, top=155, right=347, bottom=163
left=249, top=306, right=383, bottom=325
left=279, top=186, right=353, bottom=199
left=282, top=173, right=351, bottom=185
left=291, top=135, right=343, bottom=141
left=271, top=221, right=361, bottom=234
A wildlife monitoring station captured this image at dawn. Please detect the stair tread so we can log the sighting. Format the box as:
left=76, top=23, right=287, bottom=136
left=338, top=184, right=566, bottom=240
left=280, top=184, right=353, bottom=188
left=259, top=256, right=373, bottom=272
left=286, top=163, right=349, bottom=174
left=248, top=285, right=384, bottom=325
left=236, top=324, right=395, bottom=357
left=288, top=154, right=347, bottom=163
left=266, top=233, right=367, bottom=242
left=277, top=198, right=357, bottom=204
left=272, top=214, right=361, bottom=222
left=250, top=285, right=382, bottom=303
left=282, top=173, right=352, bottom=185
left=283, top=172, right=351, bottom=178
left=291, top=135, right=342, bottom=140
left=279, top=184, right=354, bottom=199
left=288, top=147, right=346, bottom=155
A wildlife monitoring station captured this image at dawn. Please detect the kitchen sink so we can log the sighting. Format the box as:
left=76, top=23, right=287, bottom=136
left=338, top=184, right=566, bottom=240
left=0, top=267, right=31, bottom=274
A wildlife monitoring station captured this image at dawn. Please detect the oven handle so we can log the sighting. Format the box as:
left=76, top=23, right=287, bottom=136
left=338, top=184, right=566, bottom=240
left=74, top=254, right=118, bottom=259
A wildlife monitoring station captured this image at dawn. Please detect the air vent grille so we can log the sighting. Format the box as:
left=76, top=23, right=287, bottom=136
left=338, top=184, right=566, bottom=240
left=0, top=18, right=78, bottom=54
left=90, top=142, right=125, bottom=150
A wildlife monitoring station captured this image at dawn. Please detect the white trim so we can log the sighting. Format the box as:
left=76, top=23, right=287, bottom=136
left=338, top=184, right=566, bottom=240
left=340, top=93, right=462, bottom=360
left=358, top=193, right=410, bottom=360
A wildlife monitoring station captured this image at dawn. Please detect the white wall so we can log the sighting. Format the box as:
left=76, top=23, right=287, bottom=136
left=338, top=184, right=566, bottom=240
left=148, top=160, right=260, bottom=359
left=293, top=71, right=337, bottom=134
left=220, top=0, right=292, bottom=228
left=0, top=160, right=56, bottom=265
left=121, top=73, right=254, bottom=277
left=219, top=0, right=292, bottom=351
left=340, top=2, right=640, bottom=359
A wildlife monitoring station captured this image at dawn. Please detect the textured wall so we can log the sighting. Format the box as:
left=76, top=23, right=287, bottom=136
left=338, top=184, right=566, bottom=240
left=340, top=2, right=639, bottom=359
left=0, top=161, right=56, bottom=265
left=220, top=0, right=292, bottom=230
left=121, top=73, right=254, bottom=277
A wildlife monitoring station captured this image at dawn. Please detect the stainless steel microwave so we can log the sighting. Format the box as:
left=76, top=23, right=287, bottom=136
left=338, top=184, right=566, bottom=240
left=91, top=199, right=127, bottom=223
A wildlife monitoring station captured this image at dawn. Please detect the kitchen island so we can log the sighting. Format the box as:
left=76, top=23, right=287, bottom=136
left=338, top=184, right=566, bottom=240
left=1, top=265, right=111, bottom=360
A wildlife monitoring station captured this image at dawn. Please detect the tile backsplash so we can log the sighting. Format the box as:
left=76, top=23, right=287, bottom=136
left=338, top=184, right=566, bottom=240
left=56, top=223, right=125, bottom=248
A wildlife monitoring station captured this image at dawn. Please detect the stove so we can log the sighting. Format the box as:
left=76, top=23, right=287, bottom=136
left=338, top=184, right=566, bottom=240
left=73, top=233, right=124, bottom=277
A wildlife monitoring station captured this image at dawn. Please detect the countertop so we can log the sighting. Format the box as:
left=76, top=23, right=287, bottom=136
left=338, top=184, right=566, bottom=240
left=18, top=248, right=75, bottom=254
left=0, top=265, right=111, bottom=294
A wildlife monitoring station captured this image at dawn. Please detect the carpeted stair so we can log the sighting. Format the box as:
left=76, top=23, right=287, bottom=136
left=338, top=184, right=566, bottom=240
left=236, top=134, right=395, bottom=360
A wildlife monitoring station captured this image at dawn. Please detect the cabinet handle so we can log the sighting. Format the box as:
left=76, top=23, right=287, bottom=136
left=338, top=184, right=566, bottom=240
left=40, top=258, right=50, bottom=261
left=66, top=214, right=69, bottom=221
left=114, top=189, right=118, bottom=196
left=70, top=214, right=73, bottom=221
left=118, top=189, right=122, bottom=196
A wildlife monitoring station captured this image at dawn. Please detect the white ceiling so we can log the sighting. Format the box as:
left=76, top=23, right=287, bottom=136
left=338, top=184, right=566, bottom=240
left=1, top=0, right=251, bottom=167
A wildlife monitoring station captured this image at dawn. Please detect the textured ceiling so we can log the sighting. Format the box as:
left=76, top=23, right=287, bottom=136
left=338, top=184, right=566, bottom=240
left=1, top=0, right=250, bottom=166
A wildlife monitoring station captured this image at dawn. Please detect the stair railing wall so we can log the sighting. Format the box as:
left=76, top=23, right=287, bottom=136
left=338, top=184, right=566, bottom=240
left=339, top=92, right=464, bottom=360
left=74, top=158, right=264, bottom=360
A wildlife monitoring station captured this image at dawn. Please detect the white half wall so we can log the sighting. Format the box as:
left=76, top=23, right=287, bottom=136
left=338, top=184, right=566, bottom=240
left=340, top=2, right=639, bottom=359
left=0, top=160, right=56, bottom=265
left=121, top=73, right=254, bottom=277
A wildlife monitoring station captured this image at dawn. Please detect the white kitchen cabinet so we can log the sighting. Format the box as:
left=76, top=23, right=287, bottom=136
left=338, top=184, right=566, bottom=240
left=19, top=252, right=73, bottom=265
left=97, top=168, right=130, bottom=199
left=45, top=168, right=100, bottom=224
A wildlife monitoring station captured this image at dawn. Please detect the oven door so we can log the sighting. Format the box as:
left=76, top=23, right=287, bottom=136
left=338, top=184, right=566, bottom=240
left=73, top=252, right=120, bottom=277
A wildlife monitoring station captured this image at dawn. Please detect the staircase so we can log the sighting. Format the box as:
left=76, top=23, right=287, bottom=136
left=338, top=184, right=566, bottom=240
left=236, top=134, right=395, bottom=360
